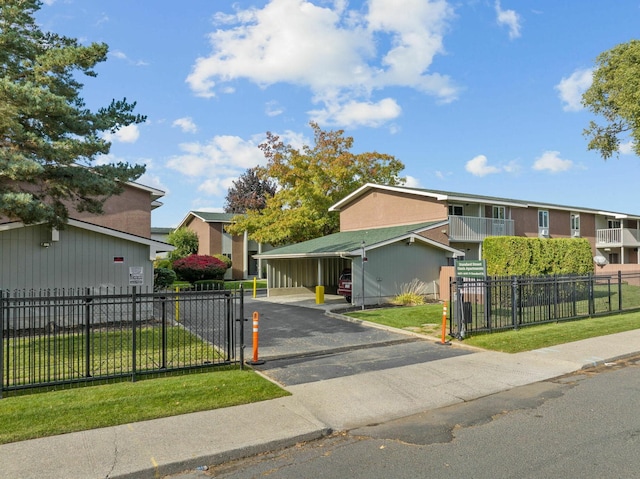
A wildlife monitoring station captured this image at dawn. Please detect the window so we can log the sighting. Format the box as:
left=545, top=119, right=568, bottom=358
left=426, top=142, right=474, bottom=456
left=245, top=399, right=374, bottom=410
left=492, top=206, right=506, bottom=235
left=608, top=219, right=621, bottom=229
left=571, top=213, right=580, bottom=237
left=538, top=210, right=549, bottom=236
left=448, top=204, right=463, bottom=216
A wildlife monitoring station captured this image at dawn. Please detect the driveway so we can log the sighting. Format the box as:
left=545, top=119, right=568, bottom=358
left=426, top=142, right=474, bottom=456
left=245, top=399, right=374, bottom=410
left=243, top=294, right=473, bottom=386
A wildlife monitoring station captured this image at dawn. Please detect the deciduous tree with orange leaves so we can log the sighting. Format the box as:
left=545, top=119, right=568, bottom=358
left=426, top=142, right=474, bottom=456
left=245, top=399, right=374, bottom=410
left=226, top=122, right=405, bottom=246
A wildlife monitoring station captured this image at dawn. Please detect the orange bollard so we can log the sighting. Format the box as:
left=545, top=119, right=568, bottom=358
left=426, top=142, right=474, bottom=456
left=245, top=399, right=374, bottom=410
left=438, top=302, right=451, bottom=346
left=247, top=311, right=265, bottom=365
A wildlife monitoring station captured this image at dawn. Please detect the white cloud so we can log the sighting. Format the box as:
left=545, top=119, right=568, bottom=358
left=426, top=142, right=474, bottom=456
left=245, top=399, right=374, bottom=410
left=103, top=124, right=140, bottom=144
left=109, top=49, right=149, bottom=67
left=138, top=172, right=169, bottom=195
left=503, top=160, right=521, bottom=174
left=403, top=175, right=421, bottom=188
left=495, top=1, right=521, bottom=39
left=532, top=151, right=573, bottom=173
left=172, top=117, right=198, bottom=133
left=465, top=155, right=501, bottom=177
left=187, top=0, right=457, bottom=127
left=309, top=98, right=401, bottom=128
left=166, top=130, right=309, bottom=198
left=556, top=68, right=592, bottom=112
left=167, top=135, right=265, bottom=177
left=265, top=101, right=284, bottom=117
left=619, top=141, right=635, bottom=155
left=166, top=134, right=266, bottom=197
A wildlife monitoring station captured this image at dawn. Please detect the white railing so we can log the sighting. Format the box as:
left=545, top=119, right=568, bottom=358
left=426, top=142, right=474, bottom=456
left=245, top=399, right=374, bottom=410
left=448, top=216, right=515, bottom=242
left=596, top=228, right=640, bottom=246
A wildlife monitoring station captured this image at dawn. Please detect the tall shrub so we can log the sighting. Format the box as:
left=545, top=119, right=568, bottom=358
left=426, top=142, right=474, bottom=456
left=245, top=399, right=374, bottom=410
left=172, top=255, right=228, bottom=283
left=483, top=237, right=594, bottom=276
left=167, top=228, right=199, bottom=261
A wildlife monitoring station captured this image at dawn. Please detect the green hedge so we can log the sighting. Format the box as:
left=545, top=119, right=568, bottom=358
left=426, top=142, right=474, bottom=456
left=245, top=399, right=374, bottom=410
left=483, top=237, right=594, bottom=276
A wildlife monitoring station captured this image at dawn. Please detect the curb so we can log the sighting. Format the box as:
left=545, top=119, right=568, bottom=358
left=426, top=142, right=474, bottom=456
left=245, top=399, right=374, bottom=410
left=112, top=427, right=333, bottom=479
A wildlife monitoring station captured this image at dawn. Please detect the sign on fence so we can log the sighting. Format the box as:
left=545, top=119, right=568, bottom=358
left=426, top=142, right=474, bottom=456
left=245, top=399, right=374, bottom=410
left=455, top=259, right=486, bottom=278
left=129, top=266, right=144, bottom=285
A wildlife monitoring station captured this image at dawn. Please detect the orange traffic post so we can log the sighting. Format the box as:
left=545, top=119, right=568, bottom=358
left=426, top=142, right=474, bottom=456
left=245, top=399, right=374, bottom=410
left=247, top=311, right=265, bottom=365
left=438, top=302, right=451, bottom=346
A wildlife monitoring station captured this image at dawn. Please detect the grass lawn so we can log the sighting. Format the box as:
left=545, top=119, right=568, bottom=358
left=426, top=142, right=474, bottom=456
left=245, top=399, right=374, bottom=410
left=224, top=279, right=267, bottom=290
left=0, top=367, right=288, bottom=445
left=463, top=311, right=640, bottom=353
left=345, top=303, right=640, bottom=354
left=6, top=326, right=223, bottom=385
left=346, top=303, right=445, bottom=336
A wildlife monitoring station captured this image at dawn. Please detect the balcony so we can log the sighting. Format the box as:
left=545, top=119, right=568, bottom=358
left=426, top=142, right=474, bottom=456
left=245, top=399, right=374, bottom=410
left=596, top=228, right=640, bottom=248
left=448, top=216, right=515, bottom=242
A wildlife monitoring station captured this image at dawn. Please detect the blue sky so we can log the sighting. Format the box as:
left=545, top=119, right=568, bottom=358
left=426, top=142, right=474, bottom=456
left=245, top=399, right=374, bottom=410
left=36, top=1, right=640, bottom=227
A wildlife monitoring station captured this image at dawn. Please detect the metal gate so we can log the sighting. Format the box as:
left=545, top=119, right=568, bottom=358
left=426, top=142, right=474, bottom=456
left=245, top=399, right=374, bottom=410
left=1, top=287, right=246, bottom=396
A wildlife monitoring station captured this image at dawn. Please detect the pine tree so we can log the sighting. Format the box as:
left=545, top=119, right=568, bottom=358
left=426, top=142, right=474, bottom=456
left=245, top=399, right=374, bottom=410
left=0, top=0, right=146, bottom=228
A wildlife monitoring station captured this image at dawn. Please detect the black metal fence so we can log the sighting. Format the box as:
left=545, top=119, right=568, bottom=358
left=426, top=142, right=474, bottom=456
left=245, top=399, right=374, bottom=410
left=1, top=286, right=246, bottom=396
left=449, top=271, right=640, bottom=338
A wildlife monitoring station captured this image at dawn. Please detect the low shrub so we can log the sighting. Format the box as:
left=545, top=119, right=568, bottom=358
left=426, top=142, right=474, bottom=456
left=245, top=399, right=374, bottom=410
left=392, top=279, right=428, bottom=306
left=172, top=255, right=228, bottom=283
left=153, top=268, right=177, bottom=291
left=212, top=254, right=232, bottom=270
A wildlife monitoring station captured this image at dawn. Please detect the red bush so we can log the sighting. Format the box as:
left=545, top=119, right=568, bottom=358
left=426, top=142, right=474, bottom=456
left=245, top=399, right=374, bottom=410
left=172, top=255, right=228, bottom=283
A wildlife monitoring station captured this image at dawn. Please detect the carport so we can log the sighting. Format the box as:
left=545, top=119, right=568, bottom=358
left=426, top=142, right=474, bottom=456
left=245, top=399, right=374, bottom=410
left=254, top=222, right=464, bottom=305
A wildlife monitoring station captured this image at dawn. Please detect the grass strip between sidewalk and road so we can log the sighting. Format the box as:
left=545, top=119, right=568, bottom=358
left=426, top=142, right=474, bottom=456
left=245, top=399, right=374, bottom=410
left=345, top=304, right=640, bottom=354
left=0, top=367, right=288, bottom=445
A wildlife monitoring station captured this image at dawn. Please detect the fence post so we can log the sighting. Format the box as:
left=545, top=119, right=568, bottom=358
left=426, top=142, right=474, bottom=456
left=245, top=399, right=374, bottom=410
left=225, top=292, right=232, bottom=362
left=239, top=286, right=245, bottom=370
left=161, top=295, right=167, bottom=370
left=485, top=278, right=491, bottom=332
left=588, top=273, right=594, bottom=316
left=618, top=270, right=623, bottom=311
left=131, top=286, right=137, bottom=382
left=0, top=290, right=3, bottom=399
left=511, top=276, right=519, bottom=330
left=85, top=288, right=92, bottom=379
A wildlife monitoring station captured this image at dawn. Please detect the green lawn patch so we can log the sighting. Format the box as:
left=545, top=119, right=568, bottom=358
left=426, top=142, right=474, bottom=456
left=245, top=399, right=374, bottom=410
left=224, top=279, right=267, bottom=290
left=463, top=311, right=640, bottom=353
left=346, top=303, right=640, bottom=354
left=346, top=303, right=444, bottom=335
left=6, top=326, right=222, bottom=386
left=0, top=367, right=288, bottom=445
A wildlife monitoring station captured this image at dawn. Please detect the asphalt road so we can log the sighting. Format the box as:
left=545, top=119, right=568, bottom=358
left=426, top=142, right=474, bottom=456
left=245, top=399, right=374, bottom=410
left=177, top=355, right=640, bottom=479
left=241, top=297, right=472, bottom=386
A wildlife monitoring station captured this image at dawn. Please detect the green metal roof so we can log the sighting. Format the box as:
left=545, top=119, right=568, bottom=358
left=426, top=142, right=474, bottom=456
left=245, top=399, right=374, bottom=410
left=190, top=211, right=238, bottom=223
left=257, top=221, right=443, bottom=258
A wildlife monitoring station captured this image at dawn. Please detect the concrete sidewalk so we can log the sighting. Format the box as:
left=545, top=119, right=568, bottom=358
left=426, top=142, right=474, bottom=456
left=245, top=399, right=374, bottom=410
left=3, top=323, right=640, bottom=478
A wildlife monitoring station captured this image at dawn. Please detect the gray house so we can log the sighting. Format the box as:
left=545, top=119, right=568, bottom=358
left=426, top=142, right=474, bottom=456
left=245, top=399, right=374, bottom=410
left=255, top=222, right=463, bottom=305
left=0, top=218, right=172, bottom=291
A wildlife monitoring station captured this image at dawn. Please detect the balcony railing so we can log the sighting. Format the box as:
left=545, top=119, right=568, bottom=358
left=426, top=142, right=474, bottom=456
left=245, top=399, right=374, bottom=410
left=596, top=228, right=640, bottom=247
left=449, top=216, right=515, bottom=242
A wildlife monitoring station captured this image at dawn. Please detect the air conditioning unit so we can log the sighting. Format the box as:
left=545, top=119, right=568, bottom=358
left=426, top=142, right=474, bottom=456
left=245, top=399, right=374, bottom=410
left=573, top=231, right=580, bottom=237
left=540, top=229, right=548, bottom=237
